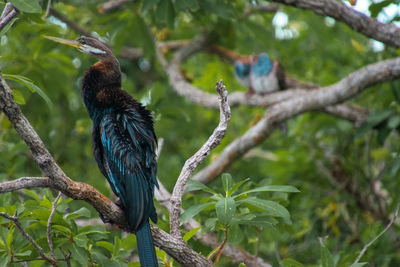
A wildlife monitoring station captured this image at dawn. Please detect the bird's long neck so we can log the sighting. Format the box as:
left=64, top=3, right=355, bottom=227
left=81, top=57, right=121, bottom=119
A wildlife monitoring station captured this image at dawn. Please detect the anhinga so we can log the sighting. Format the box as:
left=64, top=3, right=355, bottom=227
left=45, top=36, right=159, bottom=267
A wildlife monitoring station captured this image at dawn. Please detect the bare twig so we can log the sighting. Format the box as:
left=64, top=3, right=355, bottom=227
left=0, top=177, right=52, bottom=193
left=156, top=137, right=165, bottom=159
left=352, top=206, right=399, bottom=264
left=192, top=57, right=400, bottom=184
left=1, top=3, right=13, bottom=19
left=47, top=192, right=62, bottom=260
left=0, top=212, right=57, bottom=266
left=0, top=5, right=18, bottom=32
left=45, top=0, right=52, bottom=17
left=271, top=0, right=400, bottom=48
left=169, top=80, right=231, bottom=238
left=211, top=228, right=229, bottom=264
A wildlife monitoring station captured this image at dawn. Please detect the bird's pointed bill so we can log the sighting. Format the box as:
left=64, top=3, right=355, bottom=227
left=44, top=36, right=81, bottom=49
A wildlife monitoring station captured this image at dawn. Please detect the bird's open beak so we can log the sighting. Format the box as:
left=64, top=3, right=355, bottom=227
left=44, top=36, right=81, bottom=49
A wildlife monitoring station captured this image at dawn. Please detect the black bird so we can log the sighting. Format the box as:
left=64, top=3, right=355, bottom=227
left=45, top=35, right=159, bottom=267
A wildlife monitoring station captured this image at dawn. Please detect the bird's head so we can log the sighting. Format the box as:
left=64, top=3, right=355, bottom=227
left=234, top=57, right=252, bottom=78
left=44, top=35, right=112, bottom=59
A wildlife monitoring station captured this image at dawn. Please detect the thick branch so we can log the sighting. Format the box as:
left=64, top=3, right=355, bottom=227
left=170, top=81, right=231, bottom=238
left=193, top=57, right=400, bottom=184
left=271, top=0, right=400, bottom=48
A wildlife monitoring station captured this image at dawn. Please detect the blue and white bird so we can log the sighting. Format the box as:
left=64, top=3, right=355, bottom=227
left=234, top=53, right=286, bottom=95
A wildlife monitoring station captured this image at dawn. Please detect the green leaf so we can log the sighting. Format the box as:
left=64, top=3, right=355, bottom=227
left=230, top=178, right=250, bottom=196
left=4, top=74, right=52, bottom=108
left=9, top=0, right=42, bottom=13
left=14, top=250, right=32, bottom=257
left=231, top=216, right=277, bottom=228
left=369, top=0, right=392, bottom=18
left=66, top=207, right=91, bottom=220
left=12, top=89, right=25, bottom=105
left=236, top=185, right=300, bottom=198
left=356, top=110, right=392, bottom=138
left=280, top=258, right=305, bottom=267
left=349, top=263, right=368, bottom=267
left=156, top=0, right=175, bottom=28
left=222, top=173, right=233, bottom=196
left=388, top=115, right=400, bottom=129
left=216, top=197, right=236, bottom=225
left=113, top=236, right=121, bottom=257
left=186, top=179, right=218, bottom=195
left=23, top=190, right=40, bottom=201
left=52, top=225, right=72, bottom=235
left=180, top=202, right=214, bottom=223
left=0, top=18, right=17, bottom=36
left=239, top=197, right=290, bottom=220
left=204, top=217, right=218, bottom=231
left=74, top=233, right=88, bottom=248
left=174, top=0, right=199, bottom=12
left=321, top=244, right=334, bottom=267
left=183, top=227, right=200, bottom=242
left=121, top=235, right=137, bottom=251
left=6, top=226, right=14, bottom=248
left=96, top=241, right=114, bottom=252
left=141, top=0, right=160, bottom=13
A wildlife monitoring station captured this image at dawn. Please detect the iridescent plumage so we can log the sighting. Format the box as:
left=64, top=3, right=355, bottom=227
left=234, top=53, right=286, bottom=95
left=46, top=35, right=159, bottom=267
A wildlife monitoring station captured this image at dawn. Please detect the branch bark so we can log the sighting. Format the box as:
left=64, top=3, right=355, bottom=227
left=192, top=57, right=400, bottom=184
left=271, top=0, right=400, bottom=48
left=0, top=3, right=18, bottom=32
left=170, top=81, right=231, bottom=238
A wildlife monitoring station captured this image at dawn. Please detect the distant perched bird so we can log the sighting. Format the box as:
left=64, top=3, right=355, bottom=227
left=234, top=53, right=286, bottom=95
left=234, top=57, right=252, bottom=88
left=45, top=35, right=159, bottom=267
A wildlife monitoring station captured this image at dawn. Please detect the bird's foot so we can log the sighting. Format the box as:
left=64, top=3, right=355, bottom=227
left=98, top=212, right=111, bottom=224
left=114, top=198, right=124, bottom=209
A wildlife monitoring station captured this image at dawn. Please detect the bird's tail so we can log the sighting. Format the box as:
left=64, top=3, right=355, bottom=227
left=136, top=221, right=158, bottom=267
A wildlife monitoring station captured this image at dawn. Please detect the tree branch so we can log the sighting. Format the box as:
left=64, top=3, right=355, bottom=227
left=0, top=4, right=18, bottom=32
left=158, top=41, right=369, bottom=125
left=47, top=192, right=62, bottom=260
left=170, top=81, right=231, bottom=238
left=352, top=206, right=399, bottom=265
left=271, top=0, right=400, bottom=48
left=0, top=212, right=57, bottom=266
left=0, top=71, right=212, bottom=266
left=192, top=57, right=400, bottom=184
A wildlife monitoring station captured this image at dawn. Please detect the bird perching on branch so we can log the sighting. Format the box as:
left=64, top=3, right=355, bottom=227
left=45, top=36, right=159, bottom=267
left=210, top=45, right=286, bottom=95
